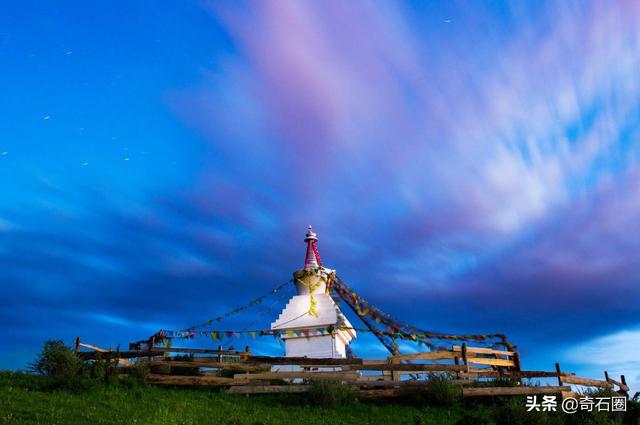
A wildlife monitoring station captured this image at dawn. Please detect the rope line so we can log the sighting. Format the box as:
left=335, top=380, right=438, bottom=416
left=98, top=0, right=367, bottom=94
left=144, top=274, right=514, bottom=353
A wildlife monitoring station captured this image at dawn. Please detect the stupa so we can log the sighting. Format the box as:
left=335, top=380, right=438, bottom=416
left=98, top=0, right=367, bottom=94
left=271, top=226, right=356, bottom=358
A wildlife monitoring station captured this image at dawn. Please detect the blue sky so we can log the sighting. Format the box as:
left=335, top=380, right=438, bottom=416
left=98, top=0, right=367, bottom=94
left=1, top=1, right=639, bottom=389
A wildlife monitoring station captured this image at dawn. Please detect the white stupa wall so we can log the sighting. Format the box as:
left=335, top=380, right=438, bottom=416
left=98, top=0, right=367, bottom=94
left=271, top=264, right=356, bottom=359
left=284, top=334, right=347, bottom=358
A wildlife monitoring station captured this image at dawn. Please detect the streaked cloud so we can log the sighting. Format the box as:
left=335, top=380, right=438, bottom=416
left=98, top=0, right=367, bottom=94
left=1, top=0, right=639, bottom=388
left=565, top=327, right=640, bottom=393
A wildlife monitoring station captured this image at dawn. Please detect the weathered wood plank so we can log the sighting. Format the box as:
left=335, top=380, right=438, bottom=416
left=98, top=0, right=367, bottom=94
left=357, top=364, right=465, bottom=372
left=390, top=351, right=456, bottom=361
left=452, top=345, right=515, bottom=356
left=233, top=372, right=359, bottom=381
left=395, top=371, right=454, bottom=376
left=294, top=365, right=352, bottom=370
left=562, top=391, right=580, bottom=400
left=362, top=360, right=388, bottom=366
left=79, top=349, right=248, bottom=361
left=355, top=379, right=469, bottom=388
left=200, top=370, right=249, bottom=377
left=561, top=376, right=612, bottom=388
left=147, top=374, right=249, bottom=386
left=78, top=351, right=160, bottom=360
left=77, top=342, right=132, bottom=365
left=248, top=356, right=362, bottom=365
left=79, top=343, right=108, bottom=353
left=604, top=375, right=630, bottom=392
left=466, top=357, right=514, bottom=367
left=227, top=385, right=311, bottom=394
left=357, top=374, right=388, bottom=382
left=147, top=347, right=250, bottom=355
left=459, top=371, right=573, bottom=379
left=162, top=356, right=240, bottom=363
left=462, top=386, right=570, bottom=397
left=146, top=360, right=271, bottom=371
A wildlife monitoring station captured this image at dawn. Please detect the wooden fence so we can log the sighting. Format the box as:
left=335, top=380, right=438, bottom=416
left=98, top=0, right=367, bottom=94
left=74, top=337, right=630, bottom=399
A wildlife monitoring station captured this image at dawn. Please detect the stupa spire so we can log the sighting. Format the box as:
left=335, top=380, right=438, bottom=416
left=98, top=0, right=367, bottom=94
left=272, top=227, right=356, bottom=358
left=304, top=225, right=323, bottom=268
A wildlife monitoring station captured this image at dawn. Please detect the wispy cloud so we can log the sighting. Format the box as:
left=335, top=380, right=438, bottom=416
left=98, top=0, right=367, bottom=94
left=2, top=0, right=640, bottom=377
left=565, top=327, right=640, bottom=393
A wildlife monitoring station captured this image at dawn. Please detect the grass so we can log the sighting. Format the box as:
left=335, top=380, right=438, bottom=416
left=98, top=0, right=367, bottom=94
left=0, top=371, right=491, bottom=425
left=1, top=372, right=638, bottom=425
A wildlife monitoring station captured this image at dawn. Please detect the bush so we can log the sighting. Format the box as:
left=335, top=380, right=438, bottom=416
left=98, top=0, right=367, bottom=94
left=29, top=340, right=82, bottom=381
left=89, top=353, right=119, bottom=385
left=424, top=373, right=461, bottom=407
left=307, top=379, right=356, bottom=407
left=122, top=361, right=149, bottom=387
left=29, top=339, right=121, bottom=391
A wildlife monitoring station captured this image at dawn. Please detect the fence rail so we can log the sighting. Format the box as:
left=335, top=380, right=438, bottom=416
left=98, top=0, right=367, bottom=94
left=73, top=336, right=630, bottom=399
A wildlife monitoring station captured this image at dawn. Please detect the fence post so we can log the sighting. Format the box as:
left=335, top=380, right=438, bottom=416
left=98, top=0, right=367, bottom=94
left=621, top=375, right=628, bottom=396
left=147, top=337, right=155, bottom=361
left=555, top=363, right=563, bottom=386
left=75, top=337, right=81, bottom=354
left=513, top=352, right=522, bottom=370
left=391, top=358, right=401, bottom=382
left=513, top=352, right=522, bottom=384
left=461, top=343, right=469, bottom=373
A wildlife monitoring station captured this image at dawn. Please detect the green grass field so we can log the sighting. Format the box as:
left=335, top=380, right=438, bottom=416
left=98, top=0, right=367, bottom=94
left=0, top=371, right=487, bottom=425
left=1, top=372, right=638, bottom=425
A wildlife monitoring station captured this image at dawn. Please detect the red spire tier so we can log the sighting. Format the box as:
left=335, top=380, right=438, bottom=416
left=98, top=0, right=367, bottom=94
left=304, top=225, right=323, bottom=268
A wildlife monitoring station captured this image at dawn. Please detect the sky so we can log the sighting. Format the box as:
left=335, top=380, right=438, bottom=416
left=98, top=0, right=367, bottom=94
left=1, top=0, right=639, bottom=390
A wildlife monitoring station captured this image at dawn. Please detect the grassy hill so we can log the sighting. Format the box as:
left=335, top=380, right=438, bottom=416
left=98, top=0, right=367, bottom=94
left=1, top=371, right=486, bottom=425
left=2, top=371, right=639, bottom=425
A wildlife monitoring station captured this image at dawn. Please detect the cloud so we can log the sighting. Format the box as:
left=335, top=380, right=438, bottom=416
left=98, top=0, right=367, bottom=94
left=565, top=327, right=640, bottom=393
left=167, top=0, right=640, bottom=361
left=3, top=0, right=640, bottom=375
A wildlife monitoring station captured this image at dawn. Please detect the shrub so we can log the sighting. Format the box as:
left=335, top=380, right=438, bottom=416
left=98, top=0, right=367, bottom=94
left=89, top=353, right=119, bottom=385
left=29, top=340, right=121, bottom=391
left=122, top=361, right=150, bottom=387
left=307, top=379, right=356, bottom=407
left=424, top=373, right=461, bottom=407
left=29, top=340, right=82, bottom=381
